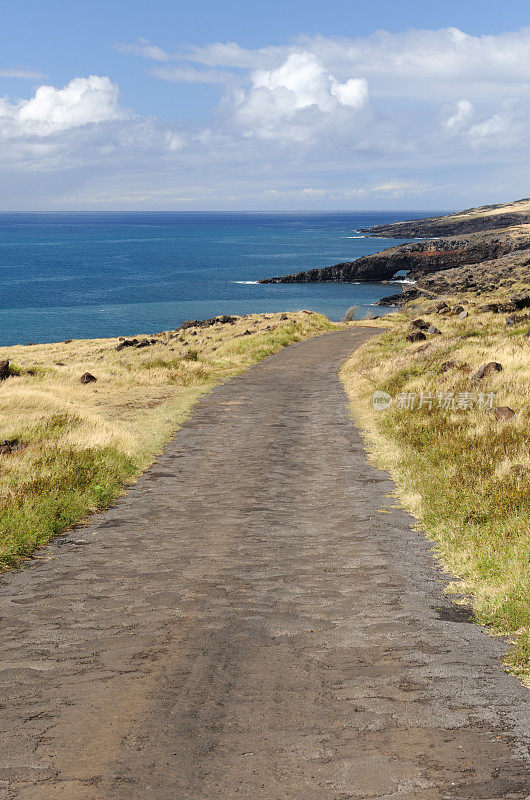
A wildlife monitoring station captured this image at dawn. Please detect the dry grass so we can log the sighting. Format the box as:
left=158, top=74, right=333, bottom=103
left=0, top=311, right=335, bottom=568
left=342, top=297, right=530, bottom=681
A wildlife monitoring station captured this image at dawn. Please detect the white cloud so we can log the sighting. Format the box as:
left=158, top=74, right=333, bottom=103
left=230, top=52, right=369, bottom=141
left=0, top=69, right=47, bottom=80
left=5, top=27, right=530, bottom=209
left=0, top=76, right=127, bottom=137
left=0, top=76, right=190, bottom=173
left=115, top=39, right=172, bottom=62
left=126, top=27, right=530, bottom=103
left=151, top=65, right=234, bottom=84
left=444, top=99, right=475, bottom=130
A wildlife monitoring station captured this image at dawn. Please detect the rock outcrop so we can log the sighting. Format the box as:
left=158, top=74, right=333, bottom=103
left=260, top=226, right=530, bottom=286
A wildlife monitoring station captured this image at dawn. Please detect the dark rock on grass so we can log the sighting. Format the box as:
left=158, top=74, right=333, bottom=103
left=491, top=406, right=516, bottom=421
left=511, top=294, right=530, bottom=309
left=436, top=302, right=450, bottom=311
left=136, top=340, right=151, bottom=348
left=454, top=306, right=465, bottom=314
left=479, top=303, right=500, bottom=313
left=411, top=318, right=429, bottom=330
left=471, top=362, right=503, bottom=380
left=80, top=372, right=97, bottom=384
left=0, top=439, right=26, bottom=455
left=440, top=360, right=458, bottom=372
left=279, top=314, right=289, bottom=320
left=497, top=302, right=518, bottom=313
left=406, top=330, right=427, bottom=342
left=179, top=315, right=237, bottom=331
left=427, top=325, right=442, bottom=335
left=437, top=306, right=451, bottom=315
left=116, top=338, right=139, bottom=351
left=0, top=359, right=9, bottom=381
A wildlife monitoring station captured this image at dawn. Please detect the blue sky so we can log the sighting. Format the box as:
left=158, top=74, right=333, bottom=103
left=2, top=0, right=530, bottom=210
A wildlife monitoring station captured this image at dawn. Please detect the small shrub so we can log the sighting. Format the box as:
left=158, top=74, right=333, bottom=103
left=342, top=306, right=358, bottom=322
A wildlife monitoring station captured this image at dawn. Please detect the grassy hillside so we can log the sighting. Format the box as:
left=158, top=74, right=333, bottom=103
left=0, top=312, right=334, bottom=569
left=342, top=297, right=530, bottom=680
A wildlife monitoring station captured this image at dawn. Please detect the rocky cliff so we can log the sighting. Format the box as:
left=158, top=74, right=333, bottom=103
left=358, top=199, right=530, bottom=238
left=259, top=225, right=530, bottom=285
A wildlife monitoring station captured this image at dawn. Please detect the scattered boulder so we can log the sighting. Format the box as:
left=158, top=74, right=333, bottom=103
left=440, top=360, right=457, bottom=372
left=427, top=325, right=442, bottom=335
left=279, top=314, right=289, bottom=320
left=0, top=438, right=25, bottom=455
left=80, top=372, right=97, bottom=384
left=179, top=315, right=237, bottom=331
left=479, top=303, right=500, bottom=313
left=436, top=301, right=450, bottom=311
left=491, top=406, right=516, bottom=421
left=438, top=307, right=451, bottom=315
left=136, top=339, right=151, bottom=348
left=0, top=360, right=9, bottom=381
left=406, top=330, right=427, bottom=342
left=511, top=294, right=530, bottom=309
left=458, top=310, right=469, bottom=319
left=411, top=318, right=429, bottom=330
left=454, top=306, right=464, bottom=314
left=471, top=362, right=503, bottom=380
left=116, top=338, right=139, bottom=351
left=497, top=302, right=518, bottom=313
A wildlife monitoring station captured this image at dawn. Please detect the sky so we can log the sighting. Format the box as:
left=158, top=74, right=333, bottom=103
left=2, top=0, right=530, bottom=211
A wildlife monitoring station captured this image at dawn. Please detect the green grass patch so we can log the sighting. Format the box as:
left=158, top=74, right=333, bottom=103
left=0, top=445, right=136, bottom=567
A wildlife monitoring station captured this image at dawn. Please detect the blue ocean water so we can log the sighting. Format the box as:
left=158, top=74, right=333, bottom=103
left=0, top=211, right=433, bottom=346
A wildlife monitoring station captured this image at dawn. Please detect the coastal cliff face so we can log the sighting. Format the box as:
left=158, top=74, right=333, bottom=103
left=260, top=225, right=530, bottom=285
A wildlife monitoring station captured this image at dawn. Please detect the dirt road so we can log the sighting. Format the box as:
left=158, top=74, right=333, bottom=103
left=0, top=328, right=528, bottom=799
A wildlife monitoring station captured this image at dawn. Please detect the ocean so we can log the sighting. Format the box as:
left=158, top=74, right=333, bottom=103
left=0, top=211, right=432, bottom=346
